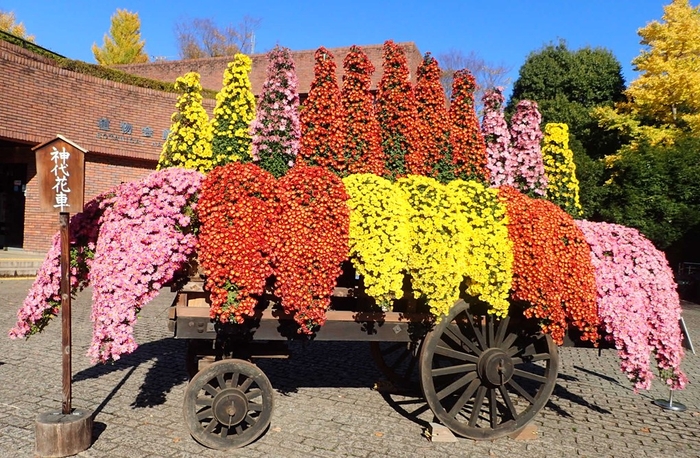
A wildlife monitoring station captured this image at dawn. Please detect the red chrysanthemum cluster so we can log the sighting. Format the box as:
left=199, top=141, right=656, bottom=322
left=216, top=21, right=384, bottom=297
left=342, top=45, right=386, bottom=176
left=299, top=47, right=348, bottom=174
left=197, top=163, right=278, bottom=323
left=415, top=53, right=450, bottom=177
left=499, top=186, right=599, bottom=345
left=272, top=165, right=350, bottom=333
left=449, top=69, right=489, bottom=181
left=376, top=40, right=426, bottom=178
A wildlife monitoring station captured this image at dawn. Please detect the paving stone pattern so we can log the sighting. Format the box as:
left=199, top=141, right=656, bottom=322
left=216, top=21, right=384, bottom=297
left=0, top=278, right=698, bottom=457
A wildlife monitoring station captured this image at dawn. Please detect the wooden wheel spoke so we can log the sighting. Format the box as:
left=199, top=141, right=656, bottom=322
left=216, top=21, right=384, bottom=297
left=431, top=363, right=476, bottom=377
left=498, top=385, right=518, bottom=420
left=203, top=383, right=219, bottom=397
left=465, top=313, right=488, bottom=350
left=499, top=333, right=518, bottom=352
left=196, top=407, right=213, bottom=421
left=204, top=418, right=218, bottom=434
left=434, top=344, right=479, bottom=362
left=248, top=402, right=264, bottom=412
left=448, top=377, right=481, bottom=418
left=436, top=372, right=478, bottom=400
left=238, top=377, right=254, bottom=392
left=487, top=315, right=495, bottom=347
left=468, top=386, right=487, bottom=427
left=220, top=425, right=229, bottom=439
left=229, top=372, right=240, bottom=388
left=246, top=388, right=262, bottom=400
left=444, top=325, right=482, bottom=355
left=506, top=379, right=536, bottom=405
left=216, top=374, right=226, bottom=389
left=235, top=425, right=244, bottom=435
left=512, top=368, right=548, bottom=384
left=195, top=396, right=213, bottom=407
left=489, top=389, right=498, bottom=429
left=494, top=316, right=510, bottom=346
left=244, top=413, right=258, bottom=425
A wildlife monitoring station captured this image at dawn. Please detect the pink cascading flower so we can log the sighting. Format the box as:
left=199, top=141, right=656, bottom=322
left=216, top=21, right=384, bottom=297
left=509, top=100, right=547, bottom=195
left=87, top=167, right=203, bottom=363
left=576, top=220, right=688, bottom=391
left=482, top=87, right=514, bottom=188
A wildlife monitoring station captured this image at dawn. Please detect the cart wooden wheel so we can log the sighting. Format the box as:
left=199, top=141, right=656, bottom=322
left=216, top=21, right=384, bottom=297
left=370, top=341, right=421, bottom=389
left=183, top=359, right=274, bottom=449
left=420, top=300, right=558, bottom=440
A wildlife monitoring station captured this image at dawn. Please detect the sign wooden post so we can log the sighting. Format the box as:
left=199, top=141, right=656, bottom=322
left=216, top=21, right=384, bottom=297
left=32, top=135, right=93, bottom=457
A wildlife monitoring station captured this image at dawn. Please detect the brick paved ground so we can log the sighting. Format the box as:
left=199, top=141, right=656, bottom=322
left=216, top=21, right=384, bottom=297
left=0, top=278, right=698, bottom=457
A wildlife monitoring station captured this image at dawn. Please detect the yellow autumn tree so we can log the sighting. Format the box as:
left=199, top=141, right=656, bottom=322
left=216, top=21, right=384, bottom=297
left=92, top=9, right=149, bottom=65
left=0, top=10, right=34, bottom=41
left=593, top=0, right=700, bottom=150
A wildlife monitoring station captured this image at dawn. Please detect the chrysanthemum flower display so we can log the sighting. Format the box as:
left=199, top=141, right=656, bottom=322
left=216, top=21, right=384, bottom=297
left=157, top=72, right=214, bottom=173
left=509, top=100, right=547, bottom=196
left=87, top=168, right=203, bottom=362
left=197, top=162, right=277, bottom=324
left=342, top=174, right=411, bottom=310
left=447, top=69, right=489, bottom=182
left=299, top=47, right=348, bottom=174
left=482, top=87, right=513, bottom=187
left=414, top=53, right=449, bottom=178
left=250, top=45, right=301, bottom=178
left=499, top=186, right=599, bottom=345
left=272, top=165, right=350, bottom=333
left=445, top=180, right=513, bottom=317
left=576, top=220, right=687, bottom=391
left=542, top=123, right=582, bottom=217
left=376, top=40, right=425, bottom=178
left=9, top=191, right=117, bottom=339
left=211, top=54, right=256, bottom=166
left=341, top=46, right=386, bottom=176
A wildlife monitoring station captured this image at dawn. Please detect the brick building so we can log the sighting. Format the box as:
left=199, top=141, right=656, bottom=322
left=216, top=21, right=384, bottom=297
left=0, top=38, right=421, bottom=252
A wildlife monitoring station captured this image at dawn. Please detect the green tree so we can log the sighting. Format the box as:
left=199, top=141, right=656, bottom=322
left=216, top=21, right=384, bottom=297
left=0, top=10, right=34, bottom=41
left=508, top=41, right=625, bottom=218
left=600, top=136, right=700, bottom=258
left=92, top=9, right=148, bottom=65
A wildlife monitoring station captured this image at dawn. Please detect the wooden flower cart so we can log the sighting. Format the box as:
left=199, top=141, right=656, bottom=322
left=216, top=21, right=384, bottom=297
left=168, top=269, right=559, bottom=450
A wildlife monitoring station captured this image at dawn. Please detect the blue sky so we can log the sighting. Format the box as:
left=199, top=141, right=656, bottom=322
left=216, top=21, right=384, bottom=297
left=2, top=1, right=674, bottom=96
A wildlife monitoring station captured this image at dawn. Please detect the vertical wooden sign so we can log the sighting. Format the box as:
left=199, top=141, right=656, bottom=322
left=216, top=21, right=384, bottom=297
left=32, top=135, right=85, bottom=415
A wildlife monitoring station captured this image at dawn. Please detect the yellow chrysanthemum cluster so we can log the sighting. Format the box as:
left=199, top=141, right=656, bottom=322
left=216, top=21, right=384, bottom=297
left=343, top=174, right=412, bottom=310
left=212, top=54, right=256, bottom=166
left=395, top=175, right=513, bottom=318
left=445, top=180, right=513, bottom=317
left=157, top=72, right=214, bottom=173
left=542, top=123, right=582, bottom=217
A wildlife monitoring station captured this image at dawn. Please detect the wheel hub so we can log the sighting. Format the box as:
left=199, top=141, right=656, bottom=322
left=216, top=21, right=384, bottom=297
left=212, top=388, right=248, bottom=426
left=477, top=348, right=514, bottom=386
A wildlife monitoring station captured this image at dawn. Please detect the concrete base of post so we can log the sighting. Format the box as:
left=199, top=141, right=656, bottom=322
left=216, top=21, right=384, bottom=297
left=35, top=408, right=93, bottom=457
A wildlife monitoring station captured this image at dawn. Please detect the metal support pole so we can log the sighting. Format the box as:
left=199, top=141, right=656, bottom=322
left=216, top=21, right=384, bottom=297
left=60, top=212, right=72, bottom=415
left=653, top=389, right=687, bottom=412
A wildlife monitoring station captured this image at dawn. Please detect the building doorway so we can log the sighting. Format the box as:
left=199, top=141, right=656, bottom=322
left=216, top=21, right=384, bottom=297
left=0, top=163, right=27, bottom=248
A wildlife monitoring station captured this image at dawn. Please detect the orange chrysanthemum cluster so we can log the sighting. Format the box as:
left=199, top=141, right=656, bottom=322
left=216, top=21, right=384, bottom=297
left=376, top=40, right=426, bottom=178
left=197, top=163, right=277, bottom=323
left=342, top=45, right=386, bottom=176
left=499, top=186, right=599, bottom=345
left=415, top=53, right=450, bottom=177
left=449, top=69, right=489, bottom=181
left=300, top=47, right=348, bottom=174
left=272, top=165, right=350, bottom=333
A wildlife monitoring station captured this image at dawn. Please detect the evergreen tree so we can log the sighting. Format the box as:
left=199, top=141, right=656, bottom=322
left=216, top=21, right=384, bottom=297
left=250, top=46, right=301, bottom=178
left=341, top=45, right=385, bottom=176
left=211, top=53, right=256, bottom=167
left=92, top=9, right=149, bottom=65
left=157, top=72, right=213, bottom=173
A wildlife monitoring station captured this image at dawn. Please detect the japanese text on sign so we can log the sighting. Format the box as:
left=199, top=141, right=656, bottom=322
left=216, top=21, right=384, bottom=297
left=50, top=146, right=71, bottom=211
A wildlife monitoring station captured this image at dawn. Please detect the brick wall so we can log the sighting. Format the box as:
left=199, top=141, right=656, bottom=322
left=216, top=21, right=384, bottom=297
left=0, top=39, right=215, bottom=252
